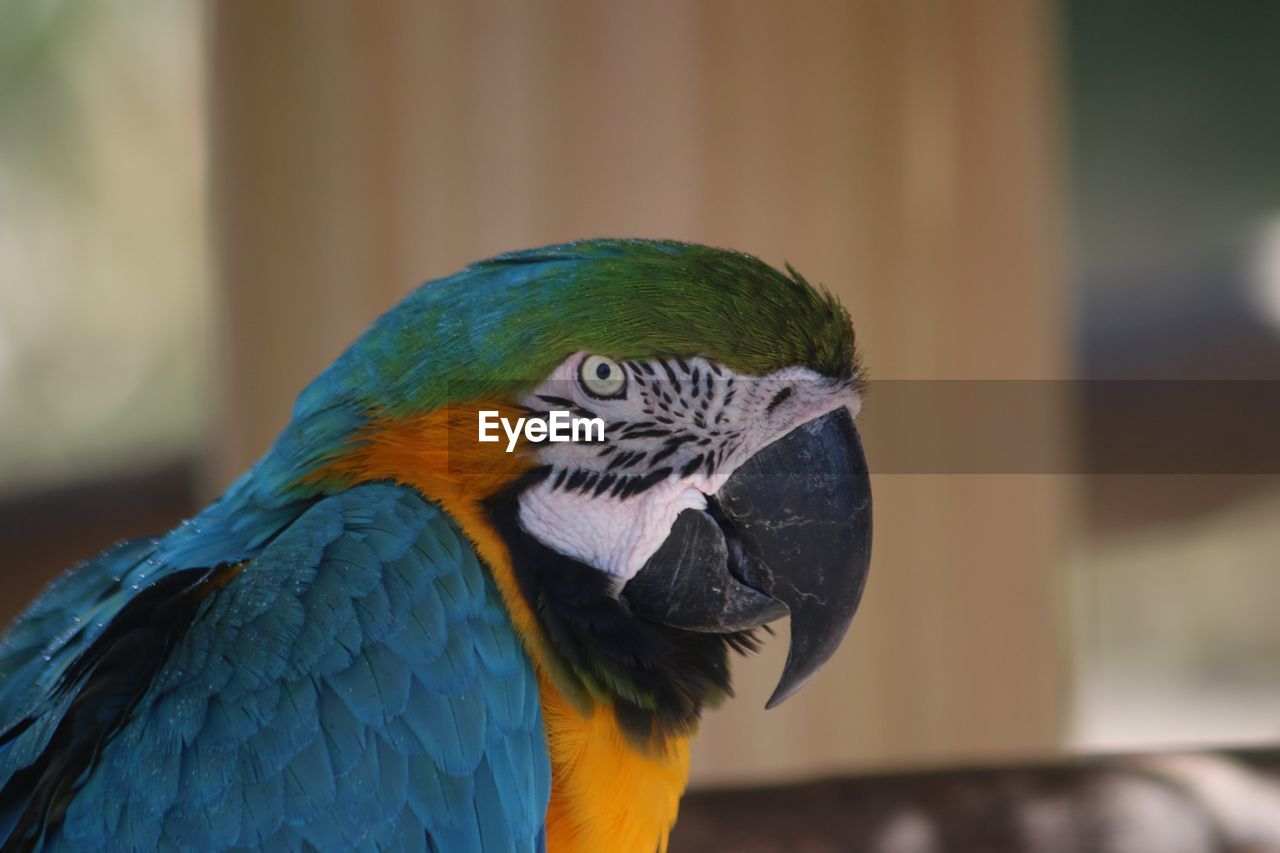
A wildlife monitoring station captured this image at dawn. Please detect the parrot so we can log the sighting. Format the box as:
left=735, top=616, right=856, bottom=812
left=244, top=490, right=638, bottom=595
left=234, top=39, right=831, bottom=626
left=0, top=239, right=872, bottom=853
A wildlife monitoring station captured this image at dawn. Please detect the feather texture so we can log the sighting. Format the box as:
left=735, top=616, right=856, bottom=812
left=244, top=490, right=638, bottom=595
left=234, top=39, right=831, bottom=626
left=0, top=485, right=549, bottom=851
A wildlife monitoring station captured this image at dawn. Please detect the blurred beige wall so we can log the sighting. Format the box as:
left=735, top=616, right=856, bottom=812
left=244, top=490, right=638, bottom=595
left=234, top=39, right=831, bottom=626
left=208, top=0, right=1072, bottom=785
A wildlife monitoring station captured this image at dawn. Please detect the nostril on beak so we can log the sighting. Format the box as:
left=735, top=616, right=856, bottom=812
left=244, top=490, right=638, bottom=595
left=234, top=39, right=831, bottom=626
left=765, top=387, right=793, bottom=414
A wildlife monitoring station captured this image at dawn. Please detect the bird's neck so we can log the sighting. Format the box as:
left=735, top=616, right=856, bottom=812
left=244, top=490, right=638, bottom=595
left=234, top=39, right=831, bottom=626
left=484, top=474, right=751, bottom=853
left=304, top=403, right=696, bottom=853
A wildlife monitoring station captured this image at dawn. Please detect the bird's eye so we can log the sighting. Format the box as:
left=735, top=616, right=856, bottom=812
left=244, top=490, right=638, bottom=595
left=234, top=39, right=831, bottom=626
left=578, top=355, right=627, bottom=399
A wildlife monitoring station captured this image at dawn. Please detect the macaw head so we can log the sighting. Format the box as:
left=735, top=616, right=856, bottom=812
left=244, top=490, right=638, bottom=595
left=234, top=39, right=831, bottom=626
left=278, top=239, right=871, bottom=740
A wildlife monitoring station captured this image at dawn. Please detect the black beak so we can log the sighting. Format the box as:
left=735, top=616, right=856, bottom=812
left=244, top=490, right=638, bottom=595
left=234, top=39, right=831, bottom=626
left=622, top=407, right=872, bottom=708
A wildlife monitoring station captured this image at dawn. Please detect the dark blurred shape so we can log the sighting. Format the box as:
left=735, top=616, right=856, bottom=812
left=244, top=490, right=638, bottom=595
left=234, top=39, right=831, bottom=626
left=1080, top=256, right=1280, bottom=382
left=1065, top=0, right=1280, bottom=751
left=1069, top=0, right=1280, bottom=293
left=674, top=751, right=1280, bottom=853
left=0, top=460, right=198, bottom=627
left=1068, top=0, right=1280, bottom=528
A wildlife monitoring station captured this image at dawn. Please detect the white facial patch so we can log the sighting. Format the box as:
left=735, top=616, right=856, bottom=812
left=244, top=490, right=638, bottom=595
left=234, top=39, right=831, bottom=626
left=514, top=352, right=862, bottom=586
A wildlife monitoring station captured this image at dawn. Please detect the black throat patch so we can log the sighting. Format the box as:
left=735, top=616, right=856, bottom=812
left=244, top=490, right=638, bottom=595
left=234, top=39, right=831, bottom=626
left=484, top=470, right=759, bottom=747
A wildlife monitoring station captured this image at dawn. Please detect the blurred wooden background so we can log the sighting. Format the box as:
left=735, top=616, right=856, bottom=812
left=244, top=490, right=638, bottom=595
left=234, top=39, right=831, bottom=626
left=208, top=0, right=1072, bottom=785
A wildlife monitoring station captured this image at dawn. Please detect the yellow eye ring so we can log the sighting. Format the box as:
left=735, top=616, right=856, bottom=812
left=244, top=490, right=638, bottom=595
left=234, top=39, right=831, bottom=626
left=578, top=355, right=627, bottom=399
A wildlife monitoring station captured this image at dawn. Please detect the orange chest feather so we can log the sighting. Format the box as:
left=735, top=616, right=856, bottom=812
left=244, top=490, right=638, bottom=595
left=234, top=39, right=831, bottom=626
left=538, top=682, right=691, bottom=853
left=308, top=404, right=692, bottom=852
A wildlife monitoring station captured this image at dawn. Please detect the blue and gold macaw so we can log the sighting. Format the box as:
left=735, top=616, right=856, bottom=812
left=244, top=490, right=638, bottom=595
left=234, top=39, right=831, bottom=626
left=0, top=240, right=872, bottom=852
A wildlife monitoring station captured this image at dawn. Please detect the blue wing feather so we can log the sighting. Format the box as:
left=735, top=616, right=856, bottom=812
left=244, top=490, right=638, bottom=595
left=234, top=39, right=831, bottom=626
left=0, top=483, right=549, bottom=851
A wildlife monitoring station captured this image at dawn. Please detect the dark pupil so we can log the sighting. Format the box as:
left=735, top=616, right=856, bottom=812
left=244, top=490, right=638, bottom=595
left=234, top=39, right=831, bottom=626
left=595, top=362, right=612, bottom=380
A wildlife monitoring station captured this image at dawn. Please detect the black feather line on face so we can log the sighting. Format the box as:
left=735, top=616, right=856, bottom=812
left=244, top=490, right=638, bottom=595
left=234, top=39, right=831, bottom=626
left=648, top=443, right=681, bottom=466
left=593, top=473, right=618, bottom=497
left=619, top=466, right=671, bottom=499
left=766, top=386, right=793, bottom=414
left=485, top=471, right=759, bottom=746
left=620, top=428, right=671, bottom=440
left=543, top=356, right=749, bottom=502
left=679, top=455, right=703, bottom=478
left=659, top=362, right=681, bottom=392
